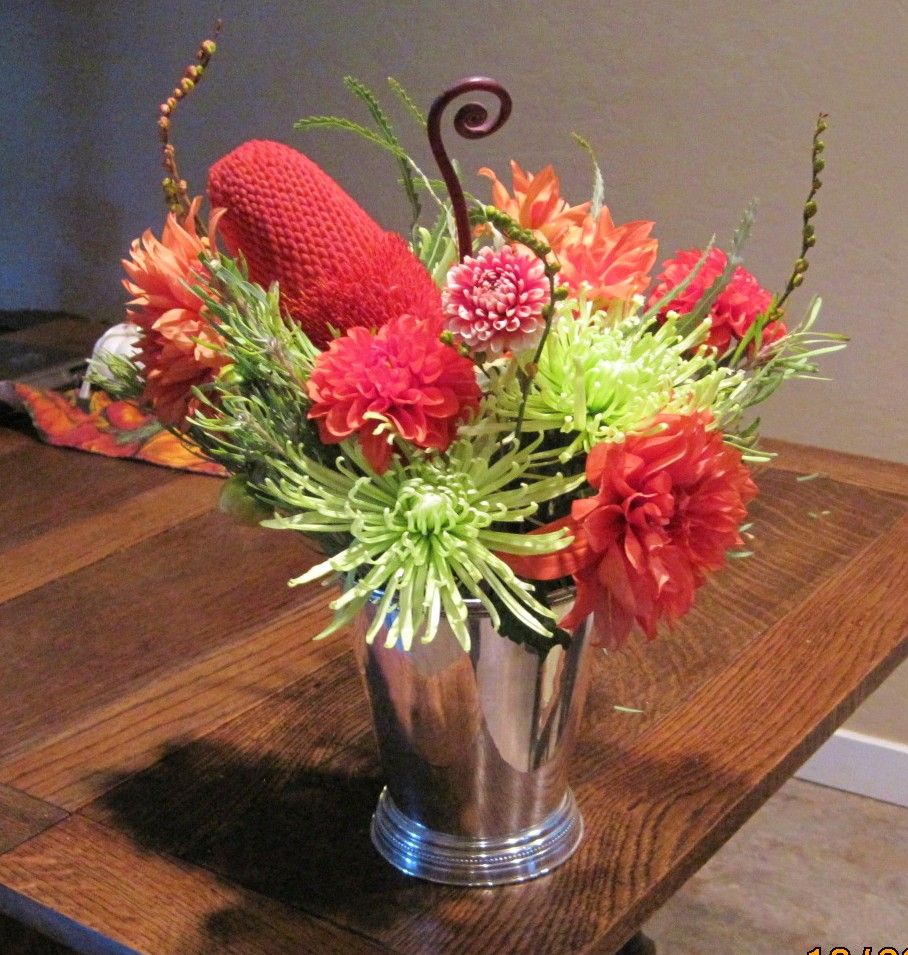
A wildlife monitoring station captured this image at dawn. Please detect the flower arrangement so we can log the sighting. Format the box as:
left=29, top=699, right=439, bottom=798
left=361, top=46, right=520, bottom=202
left=107, top=34, right=844, bottom=656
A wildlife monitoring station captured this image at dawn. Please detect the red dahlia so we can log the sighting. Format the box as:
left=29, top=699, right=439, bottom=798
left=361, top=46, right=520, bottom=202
left=504, top=412, right=757, bottom=647
left=647, top=247, right=783, bottom=353
left=306, top=314, right=481, bottom=473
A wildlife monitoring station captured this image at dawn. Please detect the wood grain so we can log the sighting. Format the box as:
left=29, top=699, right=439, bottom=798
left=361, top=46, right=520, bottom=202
left=0, top=815, right=387, bottom=955
left=80, top=653, right=440, bottom=937
left=0, top=594, right=347, bottom=810
left=0, top=476, right=218, bottom=604
left=0, top=431, right=904, bottom=953
left=0, top=786, right=65, bottom=855
left=763, top=436, right=908, bottom=497
left=0, top=512, right=321, bottom=759
left=0, top=443, right=177, bottom=551
left=0, top=429, right=33, bottom=460
left=75, top=472, right=907, bottom=951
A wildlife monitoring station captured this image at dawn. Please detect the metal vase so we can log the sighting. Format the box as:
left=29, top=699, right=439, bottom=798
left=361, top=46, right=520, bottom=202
left=352, top=592, right=592, bottom=886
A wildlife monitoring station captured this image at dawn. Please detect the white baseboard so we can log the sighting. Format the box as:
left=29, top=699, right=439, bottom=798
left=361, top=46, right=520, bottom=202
left=796, top=728, right=908, bottom=808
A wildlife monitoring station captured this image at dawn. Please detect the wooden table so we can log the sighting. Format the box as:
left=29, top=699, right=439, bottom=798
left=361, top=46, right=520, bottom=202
left=0, top=427, right=905, bottom=955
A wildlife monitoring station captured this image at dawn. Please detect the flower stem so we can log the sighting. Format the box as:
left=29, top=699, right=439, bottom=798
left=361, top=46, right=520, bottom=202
left=157, top=22, right=221, bottom=222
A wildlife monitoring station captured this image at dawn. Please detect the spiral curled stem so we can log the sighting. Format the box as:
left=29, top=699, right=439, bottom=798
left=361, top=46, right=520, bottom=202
left=427, top=77, right=512, bottom=261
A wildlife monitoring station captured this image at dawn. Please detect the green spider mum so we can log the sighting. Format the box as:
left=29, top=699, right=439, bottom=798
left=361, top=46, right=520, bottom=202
left=481, top=294, right=736, bottom=461
left=261, top=436, right=584, bottom=651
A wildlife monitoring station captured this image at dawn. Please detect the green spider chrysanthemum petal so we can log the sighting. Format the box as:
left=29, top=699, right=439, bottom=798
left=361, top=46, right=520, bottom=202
left=473, top=294, right=740, bottom=461
left=265, top=435, right=583, bottom=650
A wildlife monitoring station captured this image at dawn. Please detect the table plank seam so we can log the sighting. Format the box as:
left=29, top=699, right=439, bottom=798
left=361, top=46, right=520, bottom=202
left=0, top=592, right=343, bottom=802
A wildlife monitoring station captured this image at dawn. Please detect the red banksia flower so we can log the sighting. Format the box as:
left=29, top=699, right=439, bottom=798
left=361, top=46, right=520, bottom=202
left=505, top=413, right=757, bottom=647
left=306, top=314, right=481, bottom=474
left=121, top=197, right=227, bottom=426
left=443, top=245, right=549, bottom=354
left=648, top=247, right=782, bottom=352
left=208, top=140, right=443, bottom=348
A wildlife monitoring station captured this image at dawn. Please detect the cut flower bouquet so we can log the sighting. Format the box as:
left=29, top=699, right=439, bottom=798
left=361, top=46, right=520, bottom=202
left=108, top=36, right=845, bottom=658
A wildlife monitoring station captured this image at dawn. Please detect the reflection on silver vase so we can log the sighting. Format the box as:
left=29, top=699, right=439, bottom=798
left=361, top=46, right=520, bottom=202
left=353, top=591, right=592, bottom=886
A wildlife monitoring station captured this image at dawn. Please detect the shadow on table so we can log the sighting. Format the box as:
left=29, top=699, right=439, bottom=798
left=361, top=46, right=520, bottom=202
left=97, top=736, right=419, bottom=934
left=97, top=730, right=751, bottom=951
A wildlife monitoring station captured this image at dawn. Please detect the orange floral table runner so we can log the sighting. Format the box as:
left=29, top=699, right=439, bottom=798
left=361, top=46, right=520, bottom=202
left=7, top=384, right=225, bottom=476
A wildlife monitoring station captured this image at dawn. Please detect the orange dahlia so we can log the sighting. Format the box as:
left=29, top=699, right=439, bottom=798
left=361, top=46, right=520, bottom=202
left=479, top=161, right=590, bottom=249
left=122, top=197, right=227, bottom=426
left=557, top=208, right=658, bottom=306
left=208, top=140, right=443, bottom=348
left=306, top=314, right=481, bottom=474
left=505, top=412, right=757, bottom=647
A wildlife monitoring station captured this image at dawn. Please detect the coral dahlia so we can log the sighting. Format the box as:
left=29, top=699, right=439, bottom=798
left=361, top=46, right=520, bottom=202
left=442, top=245, right=549, bottom=354
left=208, top=140, right=443, bottom=347
left=479, top=161, right=590, bottom=250
left=648, top=247, right=782, bottom=353
left=306, top=314, right=481, bottom=473
left=505, top=412, right=757, bottom=647
left=121, top=197, right=227, bottom=426
left=558, top=208, right=658, bottom=306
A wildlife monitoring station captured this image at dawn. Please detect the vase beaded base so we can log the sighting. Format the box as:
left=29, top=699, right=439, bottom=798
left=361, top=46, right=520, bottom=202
left=370, top=786, right=584, bottom=886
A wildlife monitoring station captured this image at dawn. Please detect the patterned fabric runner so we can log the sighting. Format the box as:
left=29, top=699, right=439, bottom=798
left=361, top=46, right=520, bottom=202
left=4, top=383, right=225, bottom=476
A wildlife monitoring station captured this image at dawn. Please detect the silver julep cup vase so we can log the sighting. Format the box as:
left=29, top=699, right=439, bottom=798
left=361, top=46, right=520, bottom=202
left=352, top=591, right=593, bottom=886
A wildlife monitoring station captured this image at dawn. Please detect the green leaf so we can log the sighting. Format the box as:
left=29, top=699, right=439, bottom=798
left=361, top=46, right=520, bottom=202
left=294, top=115, right=410, bottom=159
left=387, top=76, right=427, bottom=127
left=572, top=133, right=605, bottom=217
left=343, top=74, right=421, bottom=233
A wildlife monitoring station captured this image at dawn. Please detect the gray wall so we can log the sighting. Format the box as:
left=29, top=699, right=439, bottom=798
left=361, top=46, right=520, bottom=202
left=2, top=2, right=906, bottom=736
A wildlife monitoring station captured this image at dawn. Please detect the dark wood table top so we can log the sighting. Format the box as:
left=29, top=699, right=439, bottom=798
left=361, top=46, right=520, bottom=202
left=0, top=427, right=905, bottom=955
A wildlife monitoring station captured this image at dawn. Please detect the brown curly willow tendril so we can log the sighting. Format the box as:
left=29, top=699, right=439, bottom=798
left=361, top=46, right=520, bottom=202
left=158, top=20, right=222, bottom=224
left=771, top=112, right=828, bottom=320
left=427, top=77, right=512, bottom=261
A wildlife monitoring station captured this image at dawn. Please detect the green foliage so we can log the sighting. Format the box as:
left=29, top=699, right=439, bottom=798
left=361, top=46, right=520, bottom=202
left=474, top=295, right=733, bottom=463
left=85, top=351, right=144, bottom=401
left=571, top=133, right=605, bottom=217
left=677, top=201, right=757, bottom=333
left=714, top=295, right=847, bottom=459
left=296, top=76, right=440, bottom=239
left=188, top=257, right=327, bottom=514
left=413, top=209, right=458, bottom=285
left=387, top=76, right=426, bottom=127
left=342, top=75, right=421, bottom=232
left=770, top=113, right=829, bottom=320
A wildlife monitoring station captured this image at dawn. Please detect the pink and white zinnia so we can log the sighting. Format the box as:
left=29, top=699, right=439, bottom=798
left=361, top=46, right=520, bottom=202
left=442, top=245, right=549, bottom=354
